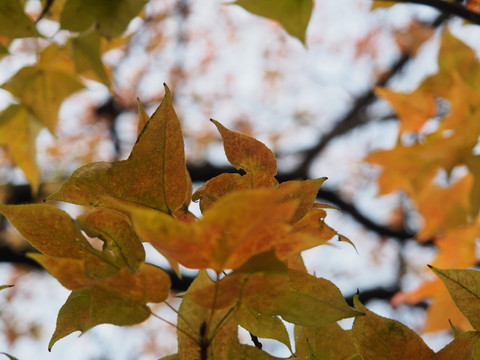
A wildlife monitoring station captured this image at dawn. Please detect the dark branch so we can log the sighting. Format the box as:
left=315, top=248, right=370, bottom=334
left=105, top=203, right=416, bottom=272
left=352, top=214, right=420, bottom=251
left=381, top=0, right=480, bottom=25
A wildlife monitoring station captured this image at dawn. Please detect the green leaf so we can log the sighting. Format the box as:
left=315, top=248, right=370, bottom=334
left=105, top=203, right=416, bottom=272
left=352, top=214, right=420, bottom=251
left=48, top=84, right=189, bottom=214
left=352, top=295, right=434, bottom=360
left=49, top=288, right=150, bottom=350
left=236, top=303, right=292, bottom=351
left=0, top=0, right=41, bottom=38
left=0, top=43, right=9, bottom=55
left=430, top=266, right=480, bottom=330
left=68, top=28, right=110, bottom=86
left=0, top=104, right=42, bottom=193
left=233, top=0, right=313, bottom=44
left=60, top=0, right=147, bottom=38
left=295, top=323, right=358, bottom=360
left=1, top=66, right=84, bottom=133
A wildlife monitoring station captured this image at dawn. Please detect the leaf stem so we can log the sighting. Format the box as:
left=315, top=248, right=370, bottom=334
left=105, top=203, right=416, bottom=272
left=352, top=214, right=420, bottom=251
left=150, top=310, right=198, bottom=345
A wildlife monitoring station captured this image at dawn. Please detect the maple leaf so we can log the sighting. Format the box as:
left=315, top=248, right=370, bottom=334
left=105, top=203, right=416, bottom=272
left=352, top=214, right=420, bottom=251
left=430, top=266, right=480, bottom=331
left=295, top=323, right=358, bottom=360
left=374, top=86, right=436, bottom=134
left=414, top=174, right=473, bottom=240
left=48, top=84, right=190, bottom=214
left=60, top=0, right=147, bottom=38
left=352, top=295, right=435, bottom=360
left=68, top=28, right=111, bottom=87
left=0, top=0, right=41, bottom=38
left=125, top=185, right=300, bottom=272
left=0, top=104, right=42, bottom=193
left=1, top=51, right=84, bottom=133
left=193, top=120, right=279, bottom=211
left=233, top=0, right=313, bottom=44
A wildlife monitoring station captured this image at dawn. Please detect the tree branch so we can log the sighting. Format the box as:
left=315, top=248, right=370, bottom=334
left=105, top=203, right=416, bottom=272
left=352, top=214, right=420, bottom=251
left=381, top=0, right=480, bottom=25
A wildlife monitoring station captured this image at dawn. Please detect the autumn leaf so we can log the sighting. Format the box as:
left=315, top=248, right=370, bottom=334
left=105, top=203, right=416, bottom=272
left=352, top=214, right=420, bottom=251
left=126, top=186, right=300, bottom=272
left=29, top=255, right=169, bottom=304
left=0, top=104, right=42, bottom=193
left=295, top=323, right=358, bottom=360
left=430, top=266, right=480, bottom=331
left=193, top=120, right=279, bottom=211
left=0, top=285, right=13, bottom=291
left=137, top=98, right=150, bottom=137
left=414, top=174, right=473, bottom=240
left=76, top=209, right=145, bottom=272
left=49, top=288, right=151, bottom=350
left=1, top=65, right=84, bottom=133
left=235, top=303, right=292, bottom=352
left=374, top=86, right=436, bottom=134
left=435, top=331, right=480, bottom=360
left=0, top=0, right=41, bottom=38
left=60, top=0, right=147, bottom=38
left=352, top=295, right=435, bottom=360
left=68, top=28, right=111, bottom=87
left=234, top=0, right=313, bottom=44
left=48, top=84, right=190, bottom=214
left=0, top=203, right=142, bottom=277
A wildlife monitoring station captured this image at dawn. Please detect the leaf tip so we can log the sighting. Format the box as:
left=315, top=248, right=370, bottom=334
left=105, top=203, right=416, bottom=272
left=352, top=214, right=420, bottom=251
left=427, top=264, right=433, bottom=269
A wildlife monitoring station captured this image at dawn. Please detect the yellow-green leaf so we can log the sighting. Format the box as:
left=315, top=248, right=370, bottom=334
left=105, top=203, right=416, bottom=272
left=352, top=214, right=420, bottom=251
left=0, top=104, right=42, bottom=193
left=0, top=285, right=13, bottom=291
left=76, top=209, right=145, bottom=272
left=0, top=0, right=41, bottom=38
left=49, top=288, right=150, bottom=350
left=1, top=66, right=84, bottom=133
left=48, top=85, right=189, bottom=214
left=236, top=303, right=292, bottom=351
left=352, top=295, right=435, bottom=360
left=233, top=0, right=313, bottom=44
left=69, top=28, right=110, bottom=87
left=60, top=0, right=147, bottom=38
left=430, top=266, right=480, bottom=330
left=435, top=331, right=480, bottom=360
left=295, top=323, right=358, bottom=360
left=278, top=270, right=359, bottom=327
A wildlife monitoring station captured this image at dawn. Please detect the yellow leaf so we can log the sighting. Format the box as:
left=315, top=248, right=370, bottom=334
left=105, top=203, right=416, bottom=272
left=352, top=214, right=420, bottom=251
left=0, top=104, right=41, bottom=193
left=430, top=266, right=480, bottom=331
left=233, top=0, right=313, bottom=44
left=128, top=186, right=299, bottom=272
left=295, top=323, right=358, bottom=360
left=374, top=87, right=436, bottom=133
left=414, top=174, right=473, bottom=240
left=68, top=28, right=111, bottom=87
left=29, top=254, right=170, bottom=304
left=1, top=66, right=84, bottom=133
left=352, top=295, right=435, bottom=360
left=60, top=0, right=147, bottom=38
left=49, top=288, right=150, bottom=350
left=77, top=209, right=145, bottom=272
left=435, top=331, right=480, bottom=360
left=0, top=0, right=41, bottom=38
left=48, top=85, right=190, bottom=214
